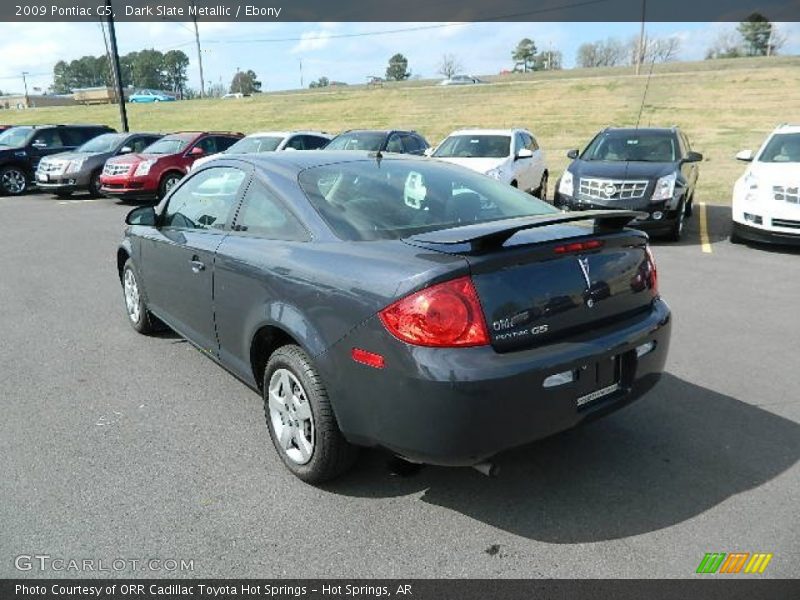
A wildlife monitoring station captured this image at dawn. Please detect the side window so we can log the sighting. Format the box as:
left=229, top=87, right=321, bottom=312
left=414, top=135, right=429, bottom=151
left=163, top=167, right=247, bottom=230
left=214, top=136, right=239, bottom=152
left=302, top=135, right=329, bottom=150
left=285, top=136, right=305, bottom=150
left=195, top=137, right=218, bottom=155
left=514, top=133, right=527, bottom=155
left=400, top=134, right=422, bottom=154
left=386, top=133, right=403, bottom=153
left=527, top=133, right=539, bottom=151
left=234, top=180, right=308, bottom=241
left=130, top=137, right=152, bottom=153
left=31, top=129, right=64, bottom=149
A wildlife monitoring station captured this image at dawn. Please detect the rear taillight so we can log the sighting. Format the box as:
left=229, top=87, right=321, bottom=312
left=378, top=276, right=490, bottom=347
left=645, top=245, right=658, bottom=294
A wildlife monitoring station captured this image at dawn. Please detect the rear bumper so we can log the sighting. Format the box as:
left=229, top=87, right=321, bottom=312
left=555, top=193, right=680, bottom=234
left=321, top=298, right=671, bottom=466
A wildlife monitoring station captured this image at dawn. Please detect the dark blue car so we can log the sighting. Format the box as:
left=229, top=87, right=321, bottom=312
left=118, top=151, right=670, bottom=483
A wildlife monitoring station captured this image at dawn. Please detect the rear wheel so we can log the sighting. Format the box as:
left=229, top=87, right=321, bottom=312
left=263, top=345, right=358, bottom=483
left=534, top=172, right=548, bottom=200
left=158, top=172, right=182, bottom=199
left=0, top=166, right=28, bottom=195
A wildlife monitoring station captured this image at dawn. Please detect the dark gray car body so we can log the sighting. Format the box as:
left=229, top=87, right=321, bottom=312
left=118, top=152, right=670, bottom=466
left=36, top=132, right=162, bottom=195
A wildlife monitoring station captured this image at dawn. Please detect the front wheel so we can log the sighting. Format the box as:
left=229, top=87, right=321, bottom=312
left=667, top=200, right=686, bottom=241
left=263, top=345, right=358, bottom=483
left=121, top=259, right=159, bottom=334
left=0, top=166, right=28, bottom=196
left=534, top=172, right=548, bottom=200
left=158, top=172, right=182, bottom=199
left=88, top=169, right=102, bottom=198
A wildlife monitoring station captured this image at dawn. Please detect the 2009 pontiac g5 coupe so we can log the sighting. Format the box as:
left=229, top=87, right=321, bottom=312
left=118, top=152, right=671, bottom=483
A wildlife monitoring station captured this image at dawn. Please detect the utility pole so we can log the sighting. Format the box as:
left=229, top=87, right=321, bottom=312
left=299, top=58, right=303, bottom=89
left=635, top=0, right=647, bottom=76
left=105, top=0, right=129, bottom=131
left=190, top=0, right=205, bottom=98
left=21, top=72, right=30, bottom=106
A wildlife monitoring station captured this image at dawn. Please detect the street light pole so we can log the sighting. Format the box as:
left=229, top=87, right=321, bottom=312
left=190, top=0, right=205, bottom=98
left=21, top=71, right=30, bottom=106
left=105, top=0, right=129, bottom=132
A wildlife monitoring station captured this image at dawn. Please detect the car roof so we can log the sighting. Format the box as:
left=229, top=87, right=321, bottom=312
left=773, top=124, right=800, bottom=134
left=221, top=150, right=423, bottom=172
left=446, top=128, right=521, bottom=136
left=335, top=129, right=418, bottom=136
left=245, top=130, right=331, bottom=138
left=603, top=127, right=679, bottom=135
left=166, top=131, right=244, bottom=139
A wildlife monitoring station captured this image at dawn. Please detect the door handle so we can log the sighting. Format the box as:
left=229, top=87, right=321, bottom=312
left=189, top=258, right=205, bottom=273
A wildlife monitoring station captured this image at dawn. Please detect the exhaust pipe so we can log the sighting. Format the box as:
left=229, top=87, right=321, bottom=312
left=472, top=462, right=499, bottom=477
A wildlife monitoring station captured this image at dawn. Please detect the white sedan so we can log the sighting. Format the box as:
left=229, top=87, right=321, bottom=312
left=191, top=130, right=332, bottom=171
left=429, top=128, right=548, bottom=198
left=731, top=123, right=800, bottom=246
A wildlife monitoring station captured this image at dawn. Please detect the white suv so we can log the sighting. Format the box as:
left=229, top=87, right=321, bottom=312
left=429, top=128, right=548, bottom=198
left=732, top=124, right=800, bottom=245
left=191, top=130, right=331, bottom=171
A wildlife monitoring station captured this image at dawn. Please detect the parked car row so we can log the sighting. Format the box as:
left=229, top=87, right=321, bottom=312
left=2, top=120, right=797, bottom=246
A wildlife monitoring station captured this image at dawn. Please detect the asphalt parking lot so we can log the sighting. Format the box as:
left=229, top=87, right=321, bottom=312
left=1, top=192, right=798, bottom=579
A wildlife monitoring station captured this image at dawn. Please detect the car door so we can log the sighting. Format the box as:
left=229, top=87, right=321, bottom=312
left=137, top=165, right=250, bottom=353
left=213, top=177, right=311, bottom=383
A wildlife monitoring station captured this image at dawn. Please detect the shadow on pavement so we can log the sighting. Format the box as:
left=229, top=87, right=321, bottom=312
left=327, top=373, right=800, bottom=543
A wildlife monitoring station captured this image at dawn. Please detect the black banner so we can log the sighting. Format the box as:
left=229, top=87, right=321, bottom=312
left=2, top=580, right=800, bottom=600
left=5, top=0, right=800, bottom=22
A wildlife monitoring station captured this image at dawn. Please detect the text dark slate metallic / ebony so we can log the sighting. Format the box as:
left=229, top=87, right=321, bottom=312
left=117, top=152, right=671, bottom=483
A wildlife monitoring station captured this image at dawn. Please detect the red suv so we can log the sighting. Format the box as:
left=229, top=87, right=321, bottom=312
left=99, top=131, right=243, bottom=201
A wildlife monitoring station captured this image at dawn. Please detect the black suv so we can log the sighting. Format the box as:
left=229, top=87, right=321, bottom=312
left=0, top=124, right=116, bottom=195
left=324, top=129, right=430, bottom=155
left=554, top=127, right=702, bottom=240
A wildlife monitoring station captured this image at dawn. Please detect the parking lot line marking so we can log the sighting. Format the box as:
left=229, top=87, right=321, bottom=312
left=699, top=202, right=712, bottom=254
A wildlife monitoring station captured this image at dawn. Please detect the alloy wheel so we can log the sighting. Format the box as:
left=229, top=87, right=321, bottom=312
left=123, top=269, right=141, bottom=324
left=268, top=368, right=315, bottom=465
left=1, top=169, right=26, bottom=194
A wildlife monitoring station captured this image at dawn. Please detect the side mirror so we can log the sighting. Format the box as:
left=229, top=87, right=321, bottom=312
left=735, top=149, right=753, bottom=162
left=566, top=148, right=579, bottom=160
left=189, top=146, right=205, bottom=156
left=423, top=147, right=434, bottom=157
left=685, top=151, right=704, bottom=163
left=125, top=206, right=156, bottom=226
left=118, top=146, right=133, bottom=154
left=515, top=148, right=534, bottom=160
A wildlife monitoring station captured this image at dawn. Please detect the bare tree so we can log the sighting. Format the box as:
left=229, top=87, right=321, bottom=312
left=437, top=53, right=463, bottom=79
left=577, top=38, right=627, bottom=68
left=629, top=35, right=681, bottom=65
left=705, top=29, right=743, bottom=59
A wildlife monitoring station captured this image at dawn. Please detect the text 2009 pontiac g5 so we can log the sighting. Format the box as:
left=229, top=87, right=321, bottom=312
left=118, top=152, right=671, bottom=483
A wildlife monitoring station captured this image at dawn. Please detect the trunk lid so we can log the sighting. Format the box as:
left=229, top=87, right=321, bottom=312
left=404, top=211, right=656, bottom=352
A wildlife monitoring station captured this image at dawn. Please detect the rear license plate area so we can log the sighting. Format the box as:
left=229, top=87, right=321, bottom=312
left=575, top=355, right=622, bottom=409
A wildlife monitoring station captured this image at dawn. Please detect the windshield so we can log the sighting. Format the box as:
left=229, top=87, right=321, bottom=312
left=581, top=131, right=678, bottom=162
left=78, top=133, right=125, bottom=153
left=143, top=137, right=189, bottom=155
left=758, top=133, right=800, bottom=163
left=225, top=136, right=284, bottom=154
left=434, top=135, right=511, bottom=158
left=0, top=126, right=33, bottom=147
left=298, top=158, right=558, bottom=241
left=325, top=132, right=386, bottom=152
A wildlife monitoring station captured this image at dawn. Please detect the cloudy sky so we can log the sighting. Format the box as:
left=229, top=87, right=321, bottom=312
left=1, top=20, right=798, bottom=94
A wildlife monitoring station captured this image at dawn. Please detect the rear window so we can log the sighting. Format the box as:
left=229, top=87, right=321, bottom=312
left=325, top=132, right=386, bottom=152
left=298, top=158, right=558, bottom=241
left=758, top=133, right=800, bottom=163
left=144, top=137, right=190, bottom=155
left=582, top=131, right=677, bottom=162
left=227, top=136, right=284, bottom=153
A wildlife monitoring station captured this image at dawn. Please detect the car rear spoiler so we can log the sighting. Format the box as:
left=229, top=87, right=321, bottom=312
left=406, top=210, right=647, bottom=252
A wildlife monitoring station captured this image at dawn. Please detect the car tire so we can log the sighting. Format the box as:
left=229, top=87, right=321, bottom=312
left=534, top=172, right=548, bottom=200
left=510, top=180, right=518, bottom=188
left=684, top=195, right=694, bottom=217
left=121, top=259, right=160, bottom=334
left=730, top=227, right=744, bottom=245
left=263, top=344, right=358, bottom=483
left=0, top=165, right=28, bottom=196
left=88, top=169, right=102, bottom=198
left=158, top=172, right=182, bottom=199
left=667, top=200, right=686, bottom=241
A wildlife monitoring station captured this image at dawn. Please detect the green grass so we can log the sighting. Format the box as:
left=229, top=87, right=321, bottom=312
left=4, top=55, right=800, bottom=203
